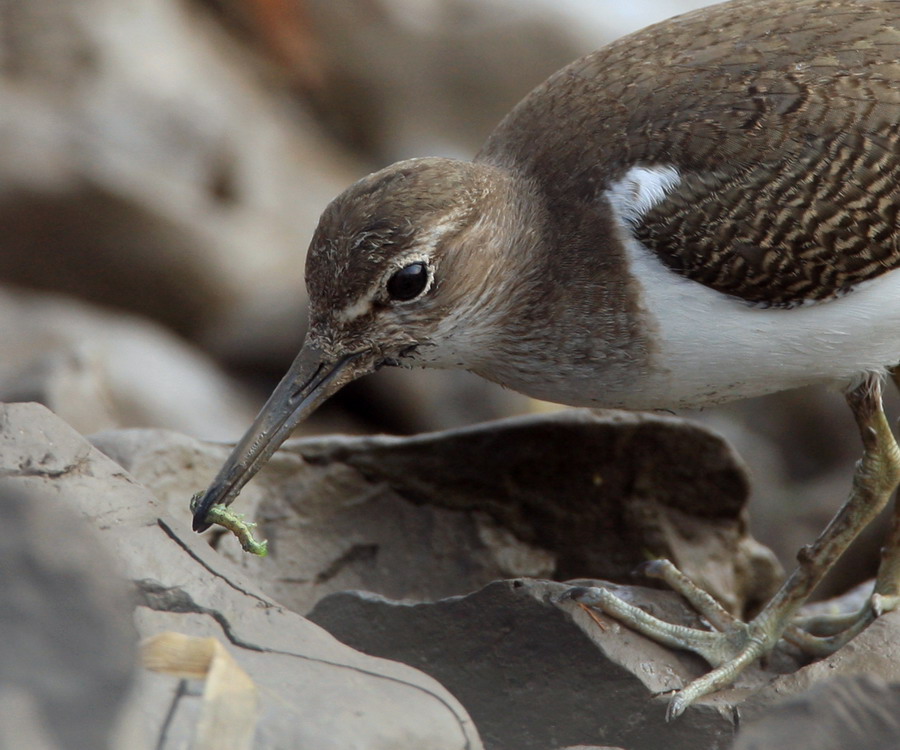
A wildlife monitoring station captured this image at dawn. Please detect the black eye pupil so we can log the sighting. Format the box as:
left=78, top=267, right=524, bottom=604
left=387, top=262, right=429, bottom=301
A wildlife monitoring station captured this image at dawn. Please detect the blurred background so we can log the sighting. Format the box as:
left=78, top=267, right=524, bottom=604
left=0, top=0, right=891, bottom=598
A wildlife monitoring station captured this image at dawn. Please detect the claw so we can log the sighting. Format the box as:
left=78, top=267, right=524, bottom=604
left=871, top=592, right=900, bottom=617
left=666, top=692, right=689, bottom=722
left=562, top=586, right=598, bottom=604
left=633, top=559, right=667, bottom=579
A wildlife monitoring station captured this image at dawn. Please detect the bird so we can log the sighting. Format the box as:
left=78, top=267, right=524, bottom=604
left=192, top=0, right=900, bottom=718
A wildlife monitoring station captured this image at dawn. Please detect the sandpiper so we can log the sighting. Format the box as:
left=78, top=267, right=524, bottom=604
left=192, top=0, right=900, bottom=717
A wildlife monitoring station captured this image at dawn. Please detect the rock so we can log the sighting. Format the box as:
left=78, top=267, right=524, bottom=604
left=7, top=397, right=893, bottom=749
left=308, top=578, right=900, bottom=750
left=91, top=425, right=557, bottom=614
left=732, top=674, right=900, bottom=750
left=304, top=0, right=590, bottom=161
left=0, top=286, right=257, bottom=441
left=741, top=596, right=900, bottom=718
left=92, top=408, right=781, bottom=616
left=308, top=579, right=743, bottom=750
left=277, top=409, right=781, bottom=616
left=0, top=0, right=356, bottom=354
left=1, top=402, right=482, bottom=749
left=0, top=479, right=137, bottom=750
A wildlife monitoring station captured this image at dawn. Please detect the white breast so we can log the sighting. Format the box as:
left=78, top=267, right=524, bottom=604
left=602, top=165, right=900, bottom=409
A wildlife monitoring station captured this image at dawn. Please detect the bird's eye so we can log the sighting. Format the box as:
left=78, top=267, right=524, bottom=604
left=386, top=262, right=429, bottom=301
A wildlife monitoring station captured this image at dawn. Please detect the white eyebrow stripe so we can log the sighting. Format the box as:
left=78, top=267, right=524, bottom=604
left=332, top=210, right=467, bottom=324
left=413, top=211, right=466, bottom=248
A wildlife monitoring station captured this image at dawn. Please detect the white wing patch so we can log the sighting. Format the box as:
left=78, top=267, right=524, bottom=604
left=602, top=164, right=900, bottom=407
left=606, top=165, right=682, bottom=227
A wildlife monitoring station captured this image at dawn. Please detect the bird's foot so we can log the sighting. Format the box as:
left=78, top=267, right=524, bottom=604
left=562, top=559, right=782, bottom=720
left=563, top=376, right=900, bottom=718
left=565, top=566, right=900, bottom=719
left=562, top=560, right=900, bottom=720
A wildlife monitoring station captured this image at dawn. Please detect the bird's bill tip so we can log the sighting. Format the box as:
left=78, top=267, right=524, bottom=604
left=191, top=342, right=376, bottom=532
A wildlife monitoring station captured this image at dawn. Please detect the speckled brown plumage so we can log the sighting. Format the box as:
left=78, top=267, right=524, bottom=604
left=479, top=0, right=900, bottom=306
left=192, top=0, right=900, bottom=718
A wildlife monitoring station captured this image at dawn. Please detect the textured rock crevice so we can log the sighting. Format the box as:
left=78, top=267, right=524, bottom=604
left=6, top=398, right=900, bottom=749
left=1, top=402, right=484, bottom=750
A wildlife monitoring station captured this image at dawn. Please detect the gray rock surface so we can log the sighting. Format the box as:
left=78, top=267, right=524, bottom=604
left=92, top=408, right=781, bottom=617
left=0, top=0, right=354, bottom=352
left=307, top=577, right=900, bottom=750
left=0, top=479, right=137, bottom=750
left=1, top=402, right=483, bottom=749
left=0, top=286, right=256, bottom=441
left=272, top=409, right=779, bottom=615
left=732, top=674, right=900, bottom=750
left=744, top=593, right=900, bottom=716
left=5, top=397, right=899, bottom=750
left=309, top=579, right=741, bottom=750
left=91, top=425, right=556, bottom=614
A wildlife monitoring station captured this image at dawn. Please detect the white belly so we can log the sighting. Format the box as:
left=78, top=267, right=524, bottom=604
left=584, top=164, right=900, bottom=409
left=619, top=231, right=900, bottom=408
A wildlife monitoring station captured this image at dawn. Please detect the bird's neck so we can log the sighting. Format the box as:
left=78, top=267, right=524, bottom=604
left=466, top=165, right=653, bottom=404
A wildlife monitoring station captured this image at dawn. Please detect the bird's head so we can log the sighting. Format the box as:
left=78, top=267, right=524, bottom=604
left=192, top=157, right=534, bottom=529
left=305, top=156, right=508, bottom=369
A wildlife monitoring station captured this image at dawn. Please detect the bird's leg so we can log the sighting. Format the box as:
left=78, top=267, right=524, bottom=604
left=777, top=371, right=900, bottom=657
left=869, top=363, right=900, bottom=607
left=566, top=373, right=900, bottom=718
left=870, top=365, right=900, bottom=610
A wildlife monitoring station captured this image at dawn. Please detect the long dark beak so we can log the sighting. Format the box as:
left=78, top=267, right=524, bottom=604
left=191, top=341, right=376, bottom=531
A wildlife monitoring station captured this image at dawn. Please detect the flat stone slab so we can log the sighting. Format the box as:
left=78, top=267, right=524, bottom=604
left=0, top=478, right=136, bottom=750
left=93, top=408, right=780, bottom=617
left=308, top=576, right=900, bottom=750
left=309, top=579, right=741, bottom=750
left=9, top=400, right=897, bottom=749
left=734, top=673, right=900, bottom=749
left=0, top=402, right=482, bottom=749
